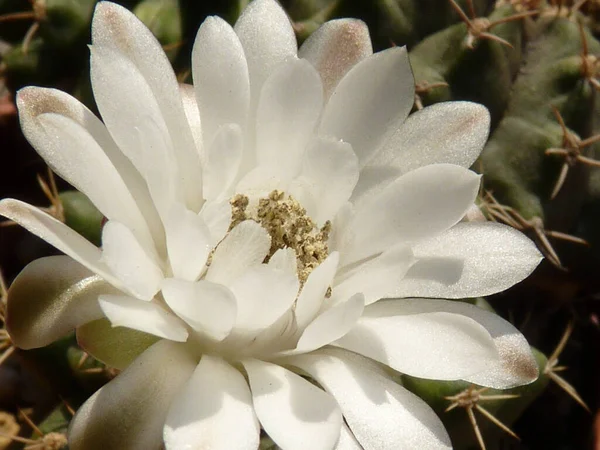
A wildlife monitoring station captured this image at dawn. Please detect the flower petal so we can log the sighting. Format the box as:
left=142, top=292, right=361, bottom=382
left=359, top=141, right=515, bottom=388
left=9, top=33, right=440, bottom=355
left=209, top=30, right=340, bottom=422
left=230, top=265, right=299, bottom=332
left=370, top=299, right=538, bottom=388
left=101, top=221, right=163, bottom=301
left=203, top=124, right=244, bottom=201
left=394, top=222, right=543, bottom=299
left=161, top=279, right=237, bottom=341
left=165, top=355, right=259, bottom=450
left=77, top=318, right=159, bottom=370
left=319, top=46, right=414, bottom=166
left=206, top=220, right=271, bottom=285
left=333, top=244, right=414, bottom=305
left=345, top=164, right=481, bottom=264
left=0, top=199, right=124, bottom=290
left=179, top=84, right=203, bottom=152
left=192, top=15, right=250, bottom=143
left=164, top=204, right=212, bottom=281
left=294, top=293, right=364, bottom=353
left=256, top=58, right=323, bottom=179
left=288, top=348, right=452, bottom=450
left=99, top=295, right=188, bottom=342
left=6, top=256, right=112, bottom=349
left=234, top=0, right=297, bottom=106
left=334, top=424, right=362, bottom=450
left=372, top=101, right=490, bottom=171
left=92, top=2, right=202, bottom=210
left=299, top=19, right=372, bottom=98
left=333, top=299, right=499, bottom=380
left=69, top=340, right=196, bottom=450
left=289, top=137, right=359, bottom=224
left=295, top=252, right=339, bottom=330
left=243, top=359, right=342, bottom=450
left=17, top=88, right=160, bottom=249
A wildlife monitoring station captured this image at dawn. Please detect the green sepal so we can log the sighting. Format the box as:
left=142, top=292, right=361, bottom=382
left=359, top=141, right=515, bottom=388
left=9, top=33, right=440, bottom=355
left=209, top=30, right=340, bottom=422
left=59, top=190, right=104, bottom=247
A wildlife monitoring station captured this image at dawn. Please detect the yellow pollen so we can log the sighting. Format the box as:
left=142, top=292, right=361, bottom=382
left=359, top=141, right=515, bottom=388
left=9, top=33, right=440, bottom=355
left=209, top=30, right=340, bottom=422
left=229, top=190, right=330, bottom=283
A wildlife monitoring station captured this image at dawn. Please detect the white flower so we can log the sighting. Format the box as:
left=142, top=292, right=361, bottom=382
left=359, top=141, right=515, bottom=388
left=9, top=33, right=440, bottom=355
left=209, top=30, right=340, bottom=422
left=1, top=1, right=543, bottom=449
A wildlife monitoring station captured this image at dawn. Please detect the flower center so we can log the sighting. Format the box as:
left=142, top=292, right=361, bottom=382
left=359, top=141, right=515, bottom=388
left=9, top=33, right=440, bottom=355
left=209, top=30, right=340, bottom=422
left=229, top=190, right=331, bottom=283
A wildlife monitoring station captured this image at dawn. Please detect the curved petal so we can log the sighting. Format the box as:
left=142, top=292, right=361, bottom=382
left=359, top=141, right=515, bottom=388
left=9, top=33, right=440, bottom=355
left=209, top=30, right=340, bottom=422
left=206, top=220, right=271, bottom=286
left=17, top=88, right=158, bottom=250
left=92, top=2, right=202, bottom=210
left=333, top=244, right=414, bottom=305
left=288, top=348, right=452, bottom=450
left=101, top=221, right=163, bottom=301
left=394, top=222, right=543, bottom=299
left=243, top=359, right=342, bottom=450
left=165, top=355, right=259, bottom=450
left=69, top=340, right=196, bottom=450
left=372, top=101, right=490, bottom=170
left=164, top=204, right=212, bottom=281
left=179, top=84, right=203, bottom=152
left=345, top=164, right=481, bottom=264
left=230, top=265, right=299, bottom=332
left=294, top=293, right=364, bottom=353
left=192, top=15, right=250, bottom=143
left=0, top=199, right=125, bottom=290
left=7, top=256, right=114, bottom=349
left=295, top=252, right=339, bottom=330
left=289, top=137, right=359, bottom=224
left=369, top=299, right=538, bottom=388
left=77, top=318, right=159, bottom=370
left=234, top=0, right=297, bottom=106
left=334, top=424, right=362, bottom=450
left=203, top=124, right=244, bottom=201
left=256, top=58, right=323, bottom=180
left=333, top=300, right=500, bottom=380
left=161, top=279, right=237, bottom=341
left=319, top=46, right=414, bottom=167
left=89, top=45, right=181, bottom=215
left=99, top=295, right=188, bottom=342
left=299, top=19, right=372, bottom=98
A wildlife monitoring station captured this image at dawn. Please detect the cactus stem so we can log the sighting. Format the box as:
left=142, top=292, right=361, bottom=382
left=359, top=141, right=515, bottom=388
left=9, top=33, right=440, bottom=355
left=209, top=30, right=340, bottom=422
left=577, top=20, right=600, bottom=91
left=544, top=321, right=591, bottom=412
left=445, top=386, right=521, bottom=450
left=448, top=0, right=538, bottom=49
left=545, top=106, right=600, bottom=199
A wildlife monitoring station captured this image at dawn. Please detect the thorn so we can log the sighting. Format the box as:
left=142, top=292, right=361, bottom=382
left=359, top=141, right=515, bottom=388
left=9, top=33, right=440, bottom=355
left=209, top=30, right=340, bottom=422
left=414, top=80, right=449, bottom=110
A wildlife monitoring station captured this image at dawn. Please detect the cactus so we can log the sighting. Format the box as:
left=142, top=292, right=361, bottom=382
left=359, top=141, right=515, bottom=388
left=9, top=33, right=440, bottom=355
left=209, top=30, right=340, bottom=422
left=0, top=0, right=598, bottom=449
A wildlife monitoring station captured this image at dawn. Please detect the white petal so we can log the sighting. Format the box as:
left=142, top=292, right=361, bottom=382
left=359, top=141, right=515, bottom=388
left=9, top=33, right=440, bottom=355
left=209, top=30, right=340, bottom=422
left=92, top=2, right=202, bottom=210
left=346, top=164, right=481, bottom=264
left=334, top=424, right=362, bottom=450
left=334, top=299, right=500, bottom=380
left=199, top=199, right=232, bottom=246
left=294, top=293, right=364, bottom=353
left=288, top=348, right=452, bottom=450
left=179, top=83, right=203, bottom=152
left=230, top=265, right=299, bottom=331
left=203, top=124, right=243, bottom=201
left=0, top=199, right=125, bottom=290
left=299, top=19, right=372, bottom=98
left=17, top=89, right=157, bottom=250
left=99, top=295, right=188, bottom=342
left=161, top=279, right=237, bottom=341
left=192, top=15, right=250, bottom=143
left=7, top=256, right=113, bottom=349
left=319, top=47, right=414, bottom=167
left=243, top=359, right=342, bottom=450
left=372, top=299, right=538, bottom=388
left=295, top=252, right=339, bottom=330
left=101, top=221, right=163, bottom=301
left=206, top=220, right=271, bottom=285
left=69, top=340, right=196, bottom=450
left=395, top=222, right=543, bottom=299
left=333, top=245, right=414, bottom=305
left=289, top=137, right=359, bottom=224
left=234, top=0, right=297, bottom=106
left=164, top=204, right=211, bottom=281
left=268, top=247, right=298, bottom=278
left=165, top=355, right=259, bottom=450
left=256, top=58, right=323, bottom=179
left=89, top=45, right=181, bottom=212
left=372, top=101, right=490, bottom=170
